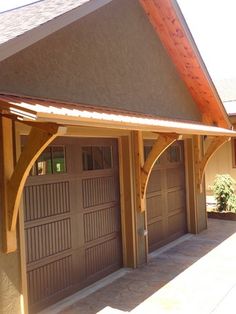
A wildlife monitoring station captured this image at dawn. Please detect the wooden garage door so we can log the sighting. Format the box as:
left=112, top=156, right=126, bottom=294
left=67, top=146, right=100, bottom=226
left=23, top=137, right=122, bottom=313
left=146, top=141, right=187, bottom=253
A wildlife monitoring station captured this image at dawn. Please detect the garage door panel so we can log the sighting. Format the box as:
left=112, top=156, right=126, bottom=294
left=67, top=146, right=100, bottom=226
left=147, top=170, right=162, bottom=193
left=148, top=221, right=165, bottom=247
left=147, top=195, right=163, bottom=220
left=82, top=175, right=118, bottom=208
left=27, top=255, right=73, bottom=308
left=84, top=206, right=120, bottom=243
left=24, top=138, right=122, bottom=312
left=167, top=168, right=185, bottom=189
left=25, top=218, right=72, bottom=264
left=168, top=211, right=186, bottom=236
left=24, top=181, right=70, bottom=221
left=85, top=237, right=121, bottom=277
left=147, top=141, right=187, bottom=252
left=167, top=189, right=186, bottom=212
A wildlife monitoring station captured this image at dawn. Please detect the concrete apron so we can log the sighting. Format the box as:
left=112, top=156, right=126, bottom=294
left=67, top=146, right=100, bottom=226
left=40, top=219, right=236, bottom=314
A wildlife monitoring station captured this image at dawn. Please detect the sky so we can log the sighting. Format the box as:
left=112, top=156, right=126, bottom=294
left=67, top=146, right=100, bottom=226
left=177, top=0, right=236, bottom=81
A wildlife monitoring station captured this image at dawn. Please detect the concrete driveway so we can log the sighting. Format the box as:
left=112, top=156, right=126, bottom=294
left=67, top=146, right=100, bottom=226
left=44, top=219, right=236, bottom=314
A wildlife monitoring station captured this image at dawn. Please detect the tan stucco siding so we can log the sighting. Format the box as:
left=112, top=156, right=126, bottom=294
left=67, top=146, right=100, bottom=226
left=0, top=219, right=21, bottom=313
left=0, top=0, right=201, bottom=121
left=0, top=252, right=21, bottom=314
left=205, top=140, right=236, bottom=194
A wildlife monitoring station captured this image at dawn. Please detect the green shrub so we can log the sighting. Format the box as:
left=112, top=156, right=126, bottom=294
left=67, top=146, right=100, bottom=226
left=212, top=174, right=236, bottom=212
left=228, top=194, right=236, bottom=213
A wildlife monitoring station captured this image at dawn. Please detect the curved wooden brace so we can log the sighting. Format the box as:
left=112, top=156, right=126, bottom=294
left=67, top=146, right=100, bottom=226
left=8, top=124, right=61, bottom=232
left=141, top=133, right=179, bottom=198
left=198, top=136, right=230, bottom=187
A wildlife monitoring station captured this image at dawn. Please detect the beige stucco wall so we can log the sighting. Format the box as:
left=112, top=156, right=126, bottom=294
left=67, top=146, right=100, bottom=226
left=0, top=207, right=21, bottom=314
left=0, top=251, right=21, bottom=314
left=205, top=140, right=236, bottom=195
left=0, top=0, right=201, bottom=121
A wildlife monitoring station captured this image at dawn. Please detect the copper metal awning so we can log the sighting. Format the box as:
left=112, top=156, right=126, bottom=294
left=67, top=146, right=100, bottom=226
left=1, top=93, right=235, bottom=136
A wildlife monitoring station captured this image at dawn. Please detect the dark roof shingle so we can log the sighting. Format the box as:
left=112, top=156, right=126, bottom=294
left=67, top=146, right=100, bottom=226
left=0, top=0, right=90, bottom=45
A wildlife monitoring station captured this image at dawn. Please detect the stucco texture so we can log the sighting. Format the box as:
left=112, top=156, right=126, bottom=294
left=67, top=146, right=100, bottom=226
left=0, top=251, right=21, bottom=314
left=0, top=0, right=201, bottom=122
left=0, top=210, right=21, bottom=314
left=205, top=140, right=236, bottom=194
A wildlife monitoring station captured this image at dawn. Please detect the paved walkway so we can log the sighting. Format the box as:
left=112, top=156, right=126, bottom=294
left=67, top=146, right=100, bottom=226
left=56, top=219, right=236, bottom=314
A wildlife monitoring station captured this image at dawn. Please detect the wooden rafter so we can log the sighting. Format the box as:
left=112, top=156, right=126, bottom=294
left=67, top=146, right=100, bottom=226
left=1, top=118, right=66, bottom=253
left=141, top=133, right=179, bottom=197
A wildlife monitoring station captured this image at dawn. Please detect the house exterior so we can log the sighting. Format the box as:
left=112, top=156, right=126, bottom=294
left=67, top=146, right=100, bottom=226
left=205, top=79, right=236, bottom=195
left=0, top=1, right=234, bottom=313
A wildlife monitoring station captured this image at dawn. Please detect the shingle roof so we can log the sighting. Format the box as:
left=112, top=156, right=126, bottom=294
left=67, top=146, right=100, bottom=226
left=0, top=0, right=90, bottom=45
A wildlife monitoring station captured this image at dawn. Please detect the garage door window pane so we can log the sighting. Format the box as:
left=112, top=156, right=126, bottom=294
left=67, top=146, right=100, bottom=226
left=82, top=146, right=112, bottom=170
left=167, top=146, right=181, bottom=163
left=37, top=147, right=52, bottom=175
left=82, top=147, right=93, bottom=170
left=52, top=146, right=66, bottom=173
left=93, top=147, right=103, bottom=170
left=103, top=146, right=112, bottom=169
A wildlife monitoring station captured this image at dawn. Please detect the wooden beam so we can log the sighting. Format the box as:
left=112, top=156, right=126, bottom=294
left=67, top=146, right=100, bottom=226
left=199, top=136, right=230, bottom=186
left=141, top=133, right=179, bottom=197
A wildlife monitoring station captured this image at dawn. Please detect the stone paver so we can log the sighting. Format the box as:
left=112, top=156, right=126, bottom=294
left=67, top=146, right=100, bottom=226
left=56, top=219, right=236, bottom=314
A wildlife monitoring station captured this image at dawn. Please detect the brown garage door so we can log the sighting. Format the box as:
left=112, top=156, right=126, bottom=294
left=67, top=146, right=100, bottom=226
left=23, top=137, right=122, bottom=313
left=146, top=141, right=187, bottom=253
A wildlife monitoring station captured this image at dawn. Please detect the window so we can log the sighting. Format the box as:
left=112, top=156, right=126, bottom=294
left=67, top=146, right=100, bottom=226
left=82, top=146, right=113, bottom=171
left=30, top=146, right=66, bottom=176
left=167, top=145, right=181, bottom=163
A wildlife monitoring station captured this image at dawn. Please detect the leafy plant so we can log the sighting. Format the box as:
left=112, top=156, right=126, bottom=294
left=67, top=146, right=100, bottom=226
left=212, top=174, right=236, bottom=212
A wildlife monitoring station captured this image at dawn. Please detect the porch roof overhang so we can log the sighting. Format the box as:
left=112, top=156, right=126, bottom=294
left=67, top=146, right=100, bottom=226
left=0, top=94, right=235, bottom=137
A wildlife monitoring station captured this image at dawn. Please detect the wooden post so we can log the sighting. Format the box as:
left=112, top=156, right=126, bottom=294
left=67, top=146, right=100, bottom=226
left=118, top=136, right=136, bottom=268
left=0, top=117, right=17, bottom=252
left=132, top=131, right=147, bottom=265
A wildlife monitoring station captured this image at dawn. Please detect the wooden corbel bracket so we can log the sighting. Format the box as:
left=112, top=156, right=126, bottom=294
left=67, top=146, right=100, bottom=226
left=134, top=131, right=179, bottom=213
left=1, top=118, right=66, bottom=253
left=195, top=136, right=230, bottom=191
left=141, top=133, right=180, bottom=199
